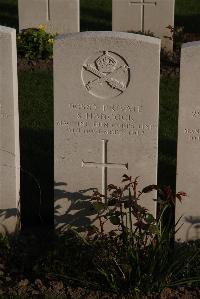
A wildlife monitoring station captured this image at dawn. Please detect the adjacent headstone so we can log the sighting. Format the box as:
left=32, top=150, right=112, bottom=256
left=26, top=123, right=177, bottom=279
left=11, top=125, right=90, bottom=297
left=0, top=26, right=20, bottom=233
left=176, top=41, right=200, bottom=241
left=54, top=32, right=160, bottom=230
left=18, top=0, right=80, bottom=34
left=112, top=0, right=175, bottom=52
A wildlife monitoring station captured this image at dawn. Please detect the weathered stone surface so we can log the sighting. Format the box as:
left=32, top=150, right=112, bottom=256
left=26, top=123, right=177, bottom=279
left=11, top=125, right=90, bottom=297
left=0, top=26, right=20, bottom=233
left=176, top=41, right=200, bottom=241
left=18, top=0, right=80, bottom=34
left=54, top=32, right=160, bottom=231
left=112, top=0, right=175, bottom=52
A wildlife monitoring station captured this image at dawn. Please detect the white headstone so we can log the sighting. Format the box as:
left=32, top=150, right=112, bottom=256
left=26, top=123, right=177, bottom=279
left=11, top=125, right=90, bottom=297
left=18, top=0, right=80, bottom=34
left=0, top=26, right=20, bottom=233
left=54, top=32, right=160, bottom=230
left=112, top=0, right=175, bottom=52
left=176, top=41, right=200, bottom=241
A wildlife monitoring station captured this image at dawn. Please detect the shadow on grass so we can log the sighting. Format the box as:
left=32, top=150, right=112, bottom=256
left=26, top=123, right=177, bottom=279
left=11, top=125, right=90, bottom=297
left=175, top=14, right=200, bottom=34
left=0, top=2, right=18, bottom=30
left=81, top=5, right=111, bottom=31
left=81, top=18, right=111, bottom=31
left=20, top=128, right=53, bottom=229
left=158, top=137, right=177, bottom=189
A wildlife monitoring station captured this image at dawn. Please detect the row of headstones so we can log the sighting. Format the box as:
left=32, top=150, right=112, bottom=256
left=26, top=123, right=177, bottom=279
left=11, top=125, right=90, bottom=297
left=18, top=0, right=175, bottom=52
left=1, top=25, right=200, bottom=242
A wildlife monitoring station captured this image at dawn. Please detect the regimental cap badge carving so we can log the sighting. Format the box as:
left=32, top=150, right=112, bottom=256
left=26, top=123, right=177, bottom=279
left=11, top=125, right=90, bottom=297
left=82, top=50, right=130, bottom=100
left=95, top=51, right=117, bottom=73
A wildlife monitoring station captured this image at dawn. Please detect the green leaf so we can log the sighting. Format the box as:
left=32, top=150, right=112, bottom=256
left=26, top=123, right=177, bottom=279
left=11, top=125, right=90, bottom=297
left=109, top=215, right=121, bottom=225
left=145, top=213, right=155, bottom=224
left=92, top=202, right=106, bottom=213
left=124, top=199, right=132, bottom=209
left=106, top=210, right=121, bottom=217
left=149, top=224, right=159, bottom=235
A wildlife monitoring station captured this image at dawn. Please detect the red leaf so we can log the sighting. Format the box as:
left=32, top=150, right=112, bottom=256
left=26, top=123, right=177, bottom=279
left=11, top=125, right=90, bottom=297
left=123, top=182, right=132, bottom=190
left=107, top=184, right=117, bottom=191
left=112, top=188, right=122, bottom=198
left=142, top=185, right=158, bottom=193
left=134, top=221, right=149, bottom=230
left=122, top=174, right=131, bottom=182
left=176, top=191, right=187, bottom=202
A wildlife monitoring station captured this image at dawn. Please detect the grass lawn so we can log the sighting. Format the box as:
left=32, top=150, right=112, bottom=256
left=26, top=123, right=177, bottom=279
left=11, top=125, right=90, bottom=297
left=0, top=1, right=199, bottom=225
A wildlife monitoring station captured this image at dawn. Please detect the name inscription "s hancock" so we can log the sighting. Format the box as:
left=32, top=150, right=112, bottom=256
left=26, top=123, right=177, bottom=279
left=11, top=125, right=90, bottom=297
left=56, top=103, right=157, bottom=137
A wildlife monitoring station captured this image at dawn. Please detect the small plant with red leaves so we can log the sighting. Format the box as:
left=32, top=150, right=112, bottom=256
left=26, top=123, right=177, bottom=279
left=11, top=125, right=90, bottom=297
left=87, top=175, right=198, bottom=297
left=89, top=175, right=186, bottom=246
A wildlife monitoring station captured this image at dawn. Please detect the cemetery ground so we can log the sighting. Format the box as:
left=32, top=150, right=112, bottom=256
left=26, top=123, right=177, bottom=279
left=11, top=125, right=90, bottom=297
left=0, top=0, right=200, bottom=298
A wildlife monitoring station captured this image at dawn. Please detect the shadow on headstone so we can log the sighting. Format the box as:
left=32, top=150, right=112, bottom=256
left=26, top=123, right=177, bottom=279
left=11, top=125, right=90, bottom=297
left=185, top=216, right=200, bottom=241
left=0, top=208, right=20, bottom=234
left=54, top=182, right=98, bottom=232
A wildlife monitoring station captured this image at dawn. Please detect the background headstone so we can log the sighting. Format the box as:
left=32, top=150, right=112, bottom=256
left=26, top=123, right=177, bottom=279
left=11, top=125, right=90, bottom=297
left=176, top=41, right=200, bottom=241
left=0, top=26, right=20, bottom=233
left=18, top=0, right=80, bottom=34
left=54, top=32, right=160, bottom=231
left=112, top=0, right=175, bottom=52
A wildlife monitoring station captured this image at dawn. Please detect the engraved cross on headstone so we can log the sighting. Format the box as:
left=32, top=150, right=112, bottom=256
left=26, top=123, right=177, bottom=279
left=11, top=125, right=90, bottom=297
left=130, top=0, right=157, bottom=32
left=47, top=0, right=51, bottom=21
left=82, top=140, right=128, bottom=198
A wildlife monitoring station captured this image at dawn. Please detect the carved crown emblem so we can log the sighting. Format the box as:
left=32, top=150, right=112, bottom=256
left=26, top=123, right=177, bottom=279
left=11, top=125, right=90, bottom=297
left=95, top=52, right=117, bottom=73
